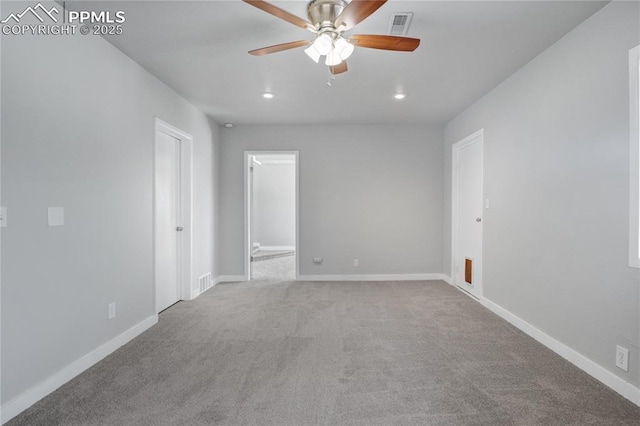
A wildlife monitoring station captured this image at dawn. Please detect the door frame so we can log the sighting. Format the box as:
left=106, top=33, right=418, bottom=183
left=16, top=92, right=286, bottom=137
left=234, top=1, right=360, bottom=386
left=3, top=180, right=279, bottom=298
left=244, top=150, right=299, bottom=281
left=451, top=129, right=484, bottom=299
left=153, top=118, right=194, bottom=312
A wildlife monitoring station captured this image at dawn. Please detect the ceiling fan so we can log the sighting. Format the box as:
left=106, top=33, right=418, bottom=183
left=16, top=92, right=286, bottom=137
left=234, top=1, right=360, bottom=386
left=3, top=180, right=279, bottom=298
left=243, top=0, right=420, bottom=75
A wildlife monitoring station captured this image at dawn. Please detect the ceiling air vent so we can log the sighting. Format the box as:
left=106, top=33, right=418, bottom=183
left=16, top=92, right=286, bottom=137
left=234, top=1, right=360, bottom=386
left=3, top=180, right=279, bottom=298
left=387, top=12, right=413, bottom=36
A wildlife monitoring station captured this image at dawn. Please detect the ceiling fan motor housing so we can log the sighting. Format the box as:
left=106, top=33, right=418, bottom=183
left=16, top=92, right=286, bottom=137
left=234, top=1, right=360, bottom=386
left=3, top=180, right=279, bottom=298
left=307, top=0, right=347, bottom=30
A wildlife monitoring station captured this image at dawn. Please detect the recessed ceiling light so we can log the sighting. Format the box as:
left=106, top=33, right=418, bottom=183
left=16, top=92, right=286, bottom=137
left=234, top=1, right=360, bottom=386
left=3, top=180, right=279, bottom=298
left=224, top=123, right=234, bottom=128
left=262, top=92, right=275, bottom=99
left=394, top=93, right=406, bottom=100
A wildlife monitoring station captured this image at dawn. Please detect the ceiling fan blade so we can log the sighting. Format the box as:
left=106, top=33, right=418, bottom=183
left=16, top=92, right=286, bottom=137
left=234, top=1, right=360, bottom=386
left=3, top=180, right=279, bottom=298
left=330, top=61, right=348, bottom=75
left=243, top=0, right=315, bottom=31
left=350, top=35, right=420, bottom=51
left=249, top=40, right=311, bottom=56
left=334, top=0, right=387, bottom=31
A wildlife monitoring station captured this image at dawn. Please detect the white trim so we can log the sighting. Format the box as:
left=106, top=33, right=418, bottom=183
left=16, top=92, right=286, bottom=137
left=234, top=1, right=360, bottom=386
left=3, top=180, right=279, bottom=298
left=190, top=283, right=219, bottom=300
left=297, top=273, right=448, bottom=282
left=482, top=298, right=640, bottom=407
left=451, top=129, right=484, bottom=298
left=1, top=315, right=158, bottom=425
left=629, top=45, right=640, bottom=268
left=456, top=285, right=480, bottom=301
left=216, top=275, right=246, bottom=283
left=245, top=154, right=252, bottom=279
left=153, top=118, right=194, bottom=313
left=244, top=151, right=299, bottom=281
left=258, top=246, right=296, bottom=251
left=215, top=274, right=450, bottom=283
left=440, top=274, right=453, bottom=285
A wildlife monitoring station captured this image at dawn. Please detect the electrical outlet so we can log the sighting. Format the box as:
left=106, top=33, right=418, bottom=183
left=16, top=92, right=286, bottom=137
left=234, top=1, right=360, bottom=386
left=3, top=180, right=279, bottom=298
left=108, top=302, right=116, bottom=320
left=313, top=257, right=323, bottom=264
left=616, top=345, right=629, bottom=371
left=353, top=259, right=359, bottom=267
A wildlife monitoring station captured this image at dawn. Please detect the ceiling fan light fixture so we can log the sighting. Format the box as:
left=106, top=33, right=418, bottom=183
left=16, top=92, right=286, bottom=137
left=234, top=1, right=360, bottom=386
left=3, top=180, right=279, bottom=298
left=313, top=33, right=333, bottom=56
left=325, top=49, right=342, bottom=66
left=243, top=0, right=422, bottom=79
left=334, top=37, right=354, bottom=60
left=304, top=45, right=321, bottom=63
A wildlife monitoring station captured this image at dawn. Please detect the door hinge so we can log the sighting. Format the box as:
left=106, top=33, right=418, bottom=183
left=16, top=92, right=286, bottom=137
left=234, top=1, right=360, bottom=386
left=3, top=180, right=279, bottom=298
left=250, top=255, right=254, bottom=262
left=176, top=226, right=184, bottom=232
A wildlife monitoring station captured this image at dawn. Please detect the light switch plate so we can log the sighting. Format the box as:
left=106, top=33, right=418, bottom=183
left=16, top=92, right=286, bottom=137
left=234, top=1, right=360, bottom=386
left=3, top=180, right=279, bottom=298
left=108, top=302, right=116, bottom=320
left=0, top=207, right=6, bottom=228
left=48, top=207, right=64, bottom=227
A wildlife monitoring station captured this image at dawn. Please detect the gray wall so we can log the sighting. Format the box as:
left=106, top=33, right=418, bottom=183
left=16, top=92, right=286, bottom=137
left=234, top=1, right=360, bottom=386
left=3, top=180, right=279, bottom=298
left=253, top=161, right=296, bottom=248
left=220, top=125, right=443, bottom=277
left=1, top=28, right=219, bottom=403
left=443, top=1, right=640, bottom=386
left=210, top=118, right=223, bottom=280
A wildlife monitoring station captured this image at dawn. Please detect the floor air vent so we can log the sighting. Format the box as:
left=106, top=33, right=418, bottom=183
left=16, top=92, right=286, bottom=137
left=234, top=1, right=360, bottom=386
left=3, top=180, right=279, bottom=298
left=199, top=273, right=213, bottom=293
left=388, top=12, right=413, bottom=36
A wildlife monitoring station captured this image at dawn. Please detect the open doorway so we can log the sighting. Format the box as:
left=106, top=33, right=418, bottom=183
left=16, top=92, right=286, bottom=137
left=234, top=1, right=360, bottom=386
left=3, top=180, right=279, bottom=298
left=245, top=151, right=299, bottom=281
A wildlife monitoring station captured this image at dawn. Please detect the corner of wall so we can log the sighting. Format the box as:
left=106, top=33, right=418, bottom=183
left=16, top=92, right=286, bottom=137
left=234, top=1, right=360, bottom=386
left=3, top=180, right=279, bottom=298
left=1, top=315, right=158, bottom=425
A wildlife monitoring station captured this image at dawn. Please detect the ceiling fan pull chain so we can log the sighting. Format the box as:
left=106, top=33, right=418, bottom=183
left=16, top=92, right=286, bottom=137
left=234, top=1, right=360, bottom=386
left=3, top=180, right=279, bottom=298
left=327, top=67, right=335, bottom=86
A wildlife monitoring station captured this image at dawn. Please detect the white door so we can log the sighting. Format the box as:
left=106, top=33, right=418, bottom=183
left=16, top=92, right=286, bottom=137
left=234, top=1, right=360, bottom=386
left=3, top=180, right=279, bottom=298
left=454, top=135, right=483, bottom=298
left=155, top=131, right=181, bottom=312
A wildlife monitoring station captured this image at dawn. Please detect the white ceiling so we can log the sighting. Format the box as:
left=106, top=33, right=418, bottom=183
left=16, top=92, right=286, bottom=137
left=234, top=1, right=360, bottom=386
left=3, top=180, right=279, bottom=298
left=83, top=1, right=607, bottom=125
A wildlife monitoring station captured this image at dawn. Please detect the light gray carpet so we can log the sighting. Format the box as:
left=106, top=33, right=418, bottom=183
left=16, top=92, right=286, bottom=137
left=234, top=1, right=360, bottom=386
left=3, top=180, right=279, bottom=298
left=251, top=255, right=295, bottom=281
left=8, top=280, right=640, bottom=425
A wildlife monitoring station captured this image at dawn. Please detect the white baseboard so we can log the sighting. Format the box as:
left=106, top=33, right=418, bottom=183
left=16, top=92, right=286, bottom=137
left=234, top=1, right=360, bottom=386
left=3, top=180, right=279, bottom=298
left=1, top=315, right=158, bottom=425
left=440, top=274, right=452, bottom=285
left=258, top=246, right=295, bottom=251
left=216, top=275, right=246, bottom=283
left=214, top=274, right=451, bottom=283
left=296, top=273, right=448, bottom=282
left=481, top=298, right=640, bottom=407
left=189, top=278, right=220, bottom=300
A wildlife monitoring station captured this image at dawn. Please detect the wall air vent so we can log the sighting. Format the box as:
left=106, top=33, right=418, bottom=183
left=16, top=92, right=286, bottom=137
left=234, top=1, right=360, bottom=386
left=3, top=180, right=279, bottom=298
left=199, top=273, right=213, bottom=293
left=387, top=12, right=413, bottom=36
